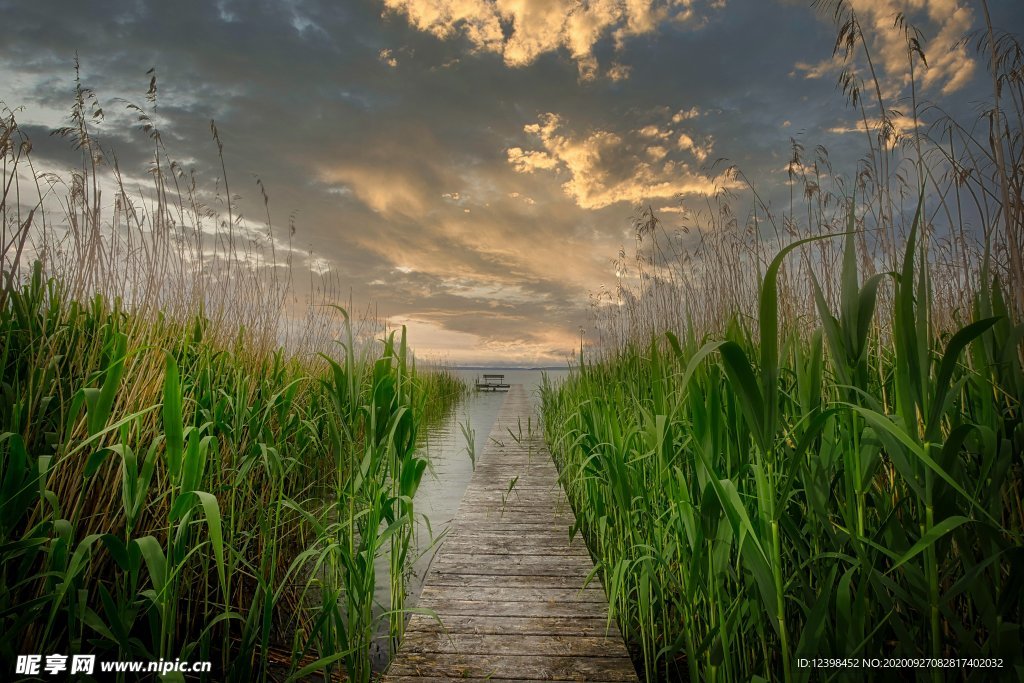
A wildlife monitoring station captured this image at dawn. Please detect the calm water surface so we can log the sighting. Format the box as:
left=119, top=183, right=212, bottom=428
left=369, top=367, right=570, bottom=669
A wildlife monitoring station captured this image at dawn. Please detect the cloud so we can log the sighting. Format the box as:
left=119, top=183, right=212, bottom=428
left=826, top=113, right=924, bottom=150
left=671, top=106, right=701, bottom=123
left=914, top=0, right=976, bottom=95
left=606, top=62, right=632, bottom=81
left=675, top=132, right=714, bottom=162
left=507, top=112, right=736, bottom=209
left=380, top=0, right=712, bottom=80
left=853, top=0, right=975, bottom=96
left=2, top=0, right=1008, bottom=365
left=317, top=163, right=431, bottom=218
left=791, top=53, right=846, bottom=80
left=798, top=0, right=976, bottom=97
left=508, top=191, right=536, bottom=205
left=392, top=316, right=577, bottom=365
left=506, top=147, right=560, bottom=172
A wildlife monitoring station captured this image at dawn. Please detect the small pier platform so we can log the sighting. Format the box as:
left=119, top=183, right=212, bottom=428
left=384, top=385, right=637, bottom=681
left=474, top=373, right=510, bottom=392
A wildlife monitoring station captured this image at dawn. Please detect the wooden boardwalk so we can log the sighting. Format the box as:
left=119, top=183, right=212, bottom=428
left=384, top=385, right=638, bottom=682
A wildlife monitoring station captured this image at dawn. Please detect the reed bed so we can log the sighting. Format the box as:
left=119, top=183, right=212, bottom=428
left=1, top=72, right=464, bottom=682
left=544, top=5, right=1023, bottom=682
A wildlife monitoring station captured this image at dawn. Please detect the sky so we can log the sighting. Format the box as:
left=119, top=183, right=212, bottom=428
left=1, top=0, right=1021, bottom=366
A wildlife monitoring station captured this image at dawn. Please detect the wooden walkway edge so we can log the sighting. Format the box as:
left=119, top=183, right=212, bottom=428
left=384, top=384, right=638, bottom=682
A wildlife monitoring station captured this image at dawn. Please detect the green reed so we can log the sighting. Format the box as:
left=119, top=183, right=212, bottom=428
left=0, top=266, right=463, bottom=682
left=0, top=267, right=463, bottom=681
left=0, top=75, right=465, bottom=681
left=543, top=219, right=1023, bottom=681
left=545, top=8, right=1024, bottom=680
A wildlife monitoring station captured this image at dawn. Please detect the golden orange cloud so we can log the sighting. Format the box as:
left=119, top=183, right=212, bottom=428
left=507, top=112, right=738, bottom=210
left=380, top=0, right=706, bottom=80
left=794, top=0, right=975, bottom=97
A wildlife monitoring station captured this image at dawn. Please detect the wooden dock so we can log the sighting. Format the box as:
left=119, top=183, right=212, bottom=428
left=384, top=385, right=637, bottom=682
left=474, top=373, right=510, bottom=392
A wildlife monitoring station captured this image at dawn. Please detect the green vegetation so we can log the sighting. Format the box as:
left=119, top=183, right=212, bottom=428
left=544, top=227, right=1022, bottom=680
left=1, top=78, right=464, bottom=681
left=543, top=6, right=1024, bottom=682
left=460, top=416, right=477, bottom=470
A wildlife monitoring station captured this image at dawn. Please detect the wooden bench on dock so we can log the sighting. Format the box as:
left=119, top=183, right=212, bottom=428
left=384, top=384, right=637, bottom=681
left=474, top=373, right=510, bottom=391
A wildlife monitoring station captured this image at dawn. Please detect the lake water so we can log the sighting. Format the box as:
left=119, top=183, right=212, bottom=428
left=369, top=367, right=570, bottom=669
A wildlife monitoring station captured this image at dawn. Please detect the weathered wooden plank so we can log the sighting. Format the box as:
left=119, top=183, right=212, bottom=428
left=450, top=505, right=574, bottom=515
left=430, top=554, right=594, bottom=575
left=451, top=506, right=575, bottom=517
left=471, top=465, right=554, bottom=474
left=467, top=455, right=549, bottom=462
left=448, top=516, right=576, bottom=525
left=424, top=572, right=606, bottom=591
left=443, top=528, right=575, bottom=539
left=400, top=632, right=630, bottom=657
left=468, top=465, right=560, bottom=474
left=387, top=653, right=637, bottom=681
left=404, top=614, right=621, bottom=638
left=457, top=484, right=561, bottom=491
left=440, top=534, right=587, bottom=549
left=438, top=539, right=590, bottom=555
left=457, top=495, right=566, bottom=504
left=443, top=520, right=577, bottom=531
left=468, top=462, right=559, bottom=470
left=384, top=678, right=521, bottom=683
left=441, top=518, right=575, bottom=529
left=459, top=489, right=560, bottom=496
left=445, top=515, right=578, bottom=527
left=458, top=490, right=565, bottom=503
left=418, top=586, right=607, bottom=604
left=414, top=597, right=609, bottom=618
left=453, top=504, right=575, bottom=515
left=444, top=522, right=577, bottom=533
left=438, top=540, right=591, bottom=557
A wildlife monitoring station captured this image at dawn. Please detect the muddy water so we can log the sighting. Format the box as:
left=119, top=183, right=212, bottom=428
left=369, top=368, right=569, bottom=671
